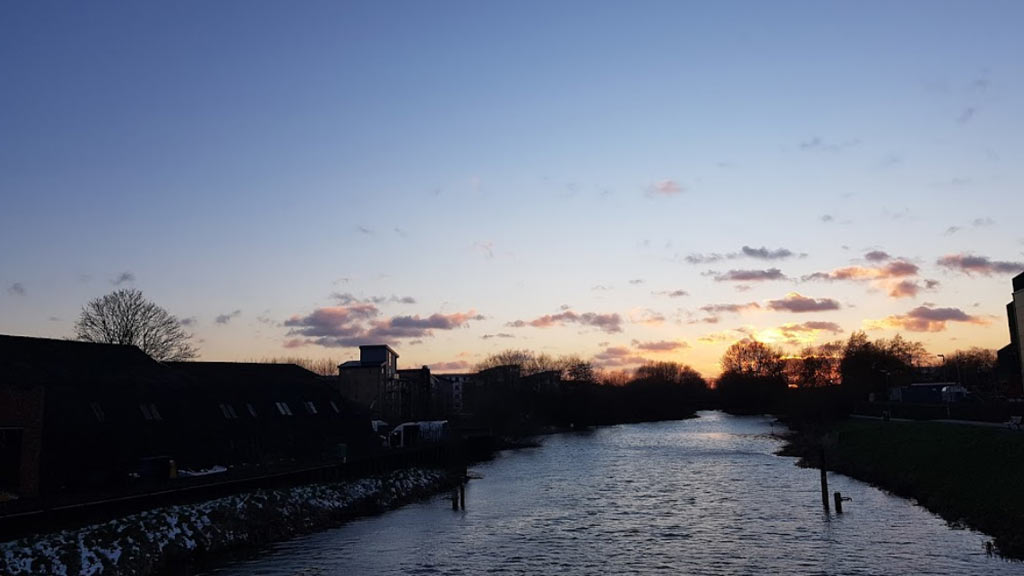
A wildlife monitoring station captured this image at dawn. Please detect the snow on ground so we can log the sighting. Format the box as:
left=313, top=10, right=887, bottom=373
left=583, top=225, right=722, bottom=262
left=0, top=468, right=448, bottom=576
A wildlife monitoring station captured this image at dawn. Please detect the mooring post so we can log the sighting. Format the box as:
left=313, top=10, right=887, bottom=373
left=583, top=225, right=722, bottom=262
left=451, top=486, right=459, bottom=511
left=820, top=446, right=830, bottom=513
left=834, top=491, right=843, bottom=514
left=459, top=483, right=466, bottom=510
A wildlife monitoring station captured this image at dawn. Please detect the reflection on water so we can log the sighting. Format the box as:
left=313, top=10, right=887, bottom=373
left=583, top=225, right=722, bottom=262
left=201, top=412, right=1016, bottom=575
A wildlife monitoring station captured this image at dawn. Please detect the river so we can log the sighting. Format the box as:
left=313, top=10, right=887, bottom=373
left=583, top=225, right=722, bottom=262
left=198, top=412, right=1017, bottom=575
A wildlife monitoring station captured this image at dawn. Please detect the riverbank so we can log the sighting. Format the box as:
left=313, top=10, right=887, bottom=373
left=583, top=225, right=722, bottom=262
left=0, top=467, right=456, bottom=576
left=780, top=418, right=1024, bottom=559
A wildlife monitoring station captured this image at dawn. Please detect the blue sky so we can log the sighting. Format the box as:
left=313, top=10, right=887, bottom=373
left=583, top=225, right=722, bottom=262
left=2, top=1, right=1023, bottom=374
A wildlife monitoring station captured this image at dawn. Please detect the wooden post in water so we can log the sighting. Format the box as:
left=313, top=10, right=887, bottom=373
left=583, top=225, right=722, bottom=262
left=459, top=483, right=466, bottom=510
left=820, top=446, right=830, bottom=513
left=451, top=486, right=459, bottom=511
left=833, top=491, right=843, bottom=514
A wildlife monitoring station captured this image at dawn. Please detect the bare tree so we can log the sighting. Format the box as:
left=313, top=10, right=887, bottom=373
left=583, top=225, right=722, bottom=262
left=74, top=289, right=198, bottom=361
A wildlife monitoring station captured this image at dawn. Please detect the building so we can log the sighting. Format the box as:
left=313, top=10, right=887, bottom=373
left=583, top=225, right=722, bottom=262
left=396, top=366, right=439, bottom=421
left=1001, top=272, right=1024, bottom=395
left=0, top=334, right=372, bottom=499
left=337, top=345, right=401, bottom=421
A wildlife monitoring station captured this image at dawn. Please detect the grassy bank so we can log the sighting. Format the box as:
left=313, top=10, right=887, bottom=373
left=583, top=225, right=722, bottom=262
left=785, top=419, right=1024, bottom=559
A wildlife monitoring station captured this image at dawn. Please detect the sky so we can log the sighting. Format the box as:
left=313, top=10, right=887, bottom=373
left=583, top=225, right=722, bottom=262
left=2, top=1, right=1023, bottom=376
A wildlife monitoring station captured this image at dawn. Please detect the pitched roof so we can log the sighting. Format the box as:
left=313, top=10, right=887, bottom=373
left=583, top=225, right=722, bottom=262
left=0, top=334, right=170, bottom=387
left=165, top=362, right=319, bottom=383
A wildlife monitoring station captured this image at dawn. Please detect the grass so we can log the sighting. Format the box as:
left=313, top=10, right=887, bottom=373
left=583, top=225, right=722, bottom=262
left=819, top=419, right=1024, bottom=558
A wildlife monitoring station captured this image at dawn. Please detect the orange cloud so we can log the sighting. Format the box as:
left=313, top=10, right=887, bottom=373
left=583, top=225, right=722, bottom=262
left=865, top=306, right=988, bottom=332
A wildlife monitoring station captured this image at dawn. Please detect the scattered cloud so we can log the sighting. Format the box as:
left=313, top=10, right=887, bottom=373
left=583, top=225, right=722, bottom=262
left=7, top=282, right=25, bottom=296
left=685, top=253, right=726, bottom=264
left=866, top=305, right=988, bottom=332
left=628, top=278, right=645, bottom=285
left=766, top=293, right=841, bottom=313
left=803, top=260, right=918, bottom=281
left=654, top=289, right=689, bottom=298
left=864, top=250, right=891, bottom=262
left=111, top=272, right=135, bottom=286
left=629, top=308, right=665, bottom=326
left=284, top=304, right=482, bottom=347
left=741, top=245, right=799, bottom=260
left=799, top=137, right=860, bottom=152
left=648, top=180, right=684, bottom=197
left=473, top=241, right=494, bottom=259
left=357, top=226, right=373, bottom=235
left=179, top=316, right=198, bottom=327
left=481, top=333, right=515, bottom=340
left=820, top=214, right=834, bottom=223
left=332, top=292, right=416, bottom=306
left=592, top=346, right=649, bottom=368
left=591, top=285, right=611, bottom=291
left=507, top=310, right=623, bottom=333
left=711, top=268, right=788, bottom=282
left=700, top=302, right=761, bottom=314
left=944, top=226, right=962, bottom=236
left=973, top=217, right=995, bottom=228
left=937, top=253, right=1024, bottom=276
left=632, top=339, right=689, bottom=352
left=430, top=360, right=472, bottom=372
left=887, top=279, right=940, bottom=299
left=215, top=310, right=242, bottom=325
left=697, top=330, right=745, bottom=344
left=957, top=106, right=977, bottom=124
left=780, top=321, right=843, bottom=334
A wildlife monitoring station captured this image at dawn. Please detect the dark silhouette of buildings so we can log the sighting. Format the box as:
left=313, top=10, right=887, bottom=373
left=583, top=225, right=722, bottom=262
left=0, top=335, right=371, bottom=499
left=1000, top=272, right=1024, bottom=395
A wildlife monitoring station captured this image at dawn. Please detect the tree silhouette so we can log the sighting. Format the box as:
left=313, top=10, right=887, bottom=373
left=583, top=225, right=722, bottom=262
left=74, top=288, right=198, bottom=361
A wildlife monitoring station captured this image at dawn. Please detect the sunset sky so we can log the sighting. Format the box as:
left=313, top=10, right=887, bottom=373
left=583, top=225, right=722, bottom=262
left=2, top=1, right=1023, bottom=376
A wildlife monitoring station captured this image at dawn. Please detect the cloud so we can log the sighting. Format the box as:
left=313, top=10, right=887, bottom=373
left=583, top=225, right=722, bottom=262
left=632, top=340, right=689, bottom=352
left=628, top=279, right=645, bottom=285
left=766, top=293, right=841, bottom=313
left=803, top=260, right=918, bottom=281
left=592, top=346, right=650, bottom=368
left=685, top=253, right=726, bottom=264
left=666, top=289, right=689, bottom=298
left=215, top=310, right=242, bottom=325
left=799, top=137, right=860, bottom=152
left=357, top=226, right=373, bottom=234
left=481, top=333, right=515, bottom=340
left=473, top=241, right=495, bottom=259
left=430, top=360, right=472, bottom=372
left=111, top=272, right=135, bottom=286
left=741, top=245, right=797, bottom=260
left=648, top=180, right=684, bottom=197
left=973, top=217, right=995, bottom=228
left=7, top=283, right=25, bottom=296
left=712, top=268, right=788, bottom=282
left=864, top=250, right=891, bottom=262
left=629, top=308, right=665, bottom=326
left=780, top=321, right=843, bottom=334
left=957, top=107, right=976, bottom=124
left=697, top=330, right=745, bottom=344
left=508, top=310, right=623, bottom=333
left=887, top=279, right=940, bottom=299
left=867, top=305, right=988, bottom=333
left=179, top=316, right=198, bottom=327
left=332, top=292, right=417, bottom=305
left=284, top=304, right=482, bottom=347
left=820, top=214, right=834, bottom=223
left=700, top=302, right=761, bottom=314
left=936, top=253, right=1024, bottom=276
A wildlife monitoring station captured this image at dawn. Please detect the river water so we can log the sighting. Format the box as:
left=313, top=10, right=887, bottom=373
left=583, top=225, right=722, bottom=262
left=200, top=412, right=1017, bottom=575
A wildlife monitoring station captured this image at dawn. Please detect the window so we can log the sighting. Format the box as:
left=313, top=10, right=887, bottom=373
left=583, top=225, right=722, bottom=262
left=275, top=401, right=293, bottom=416
left=90, top=402, right=106, bottom=423
left=219, top=403, right=238, bottom=419
left=304, top=401, right=318, bottom=415
left=139, top=403, right=162, bottom=421
left=329, top=400, right=340, bottom=413
left=246, top=403, right=258, bottom=418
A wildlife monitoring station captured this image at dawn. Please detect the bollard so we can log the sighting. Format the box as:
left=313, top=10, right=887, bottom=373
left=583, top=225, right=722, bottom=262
left=834, top=491, right=843, bottom=514
left=459, top=484, right=466, bottom=510
left=451, top=487, right=459, bottom=511
left=820, top=447, right=830, bottom=513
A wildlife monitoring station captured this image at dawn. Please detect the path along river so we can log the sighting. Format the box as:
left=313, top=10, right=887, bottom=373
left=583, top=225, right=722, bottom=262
left=199, top=412, right=1018, bottom=575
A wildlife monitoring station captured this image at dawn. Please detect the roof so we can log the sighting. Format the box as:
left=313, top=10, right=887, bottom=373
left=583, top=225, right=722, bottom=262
left=0, top=334, right=171, bottom=387
left=339, top=359, right=384, bottom=369
left=166, top=361, right=319, bottom=383
left=359, top=344, right=399, bottom=357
